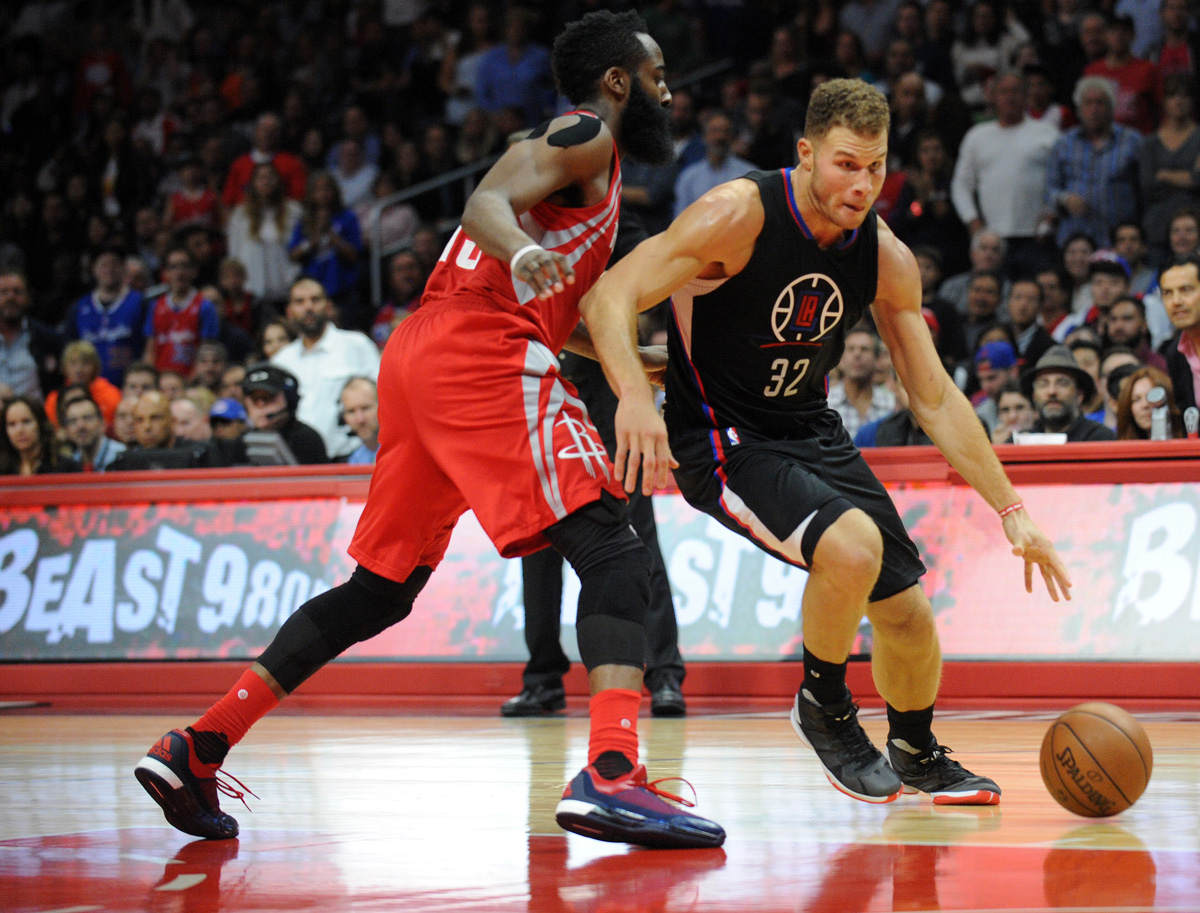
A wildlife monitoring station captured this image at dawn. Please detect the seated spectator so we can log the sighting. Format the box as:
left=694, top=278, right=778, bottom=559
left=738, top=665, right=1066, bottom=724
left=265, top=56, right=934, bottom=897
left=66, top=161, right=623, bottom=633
left=1083, top=14, right=1163, bottom=136
left=241, top=363, right=328, bottom=464
left=1022, top=345, right=1118, bottom=440
left=856, top=371, right=932, bottom=447
left=971, top=340, right=1019, bottom=428
left=990, top=380, right=1037, bottom=443
left=673, top=112, right=756, bottom=218
left=62, top=393, right=125, bottom=471
left=143, top=246, right=220, bottom=377
left=1159, top=252, right=1200, bottom=412
left=912, top=245, right=967, bottom=366
left=112, top=395, right=139, bottom=446
left=1106, top=295, right=1168, bottom=370
left=215, top=259, right=260, bottom=338
left=331, top=138, right=379, bottom=210
left=939, top=230, right=1008, bottom=316
left=158, top=370, right=185, bottom=401
left=257, top=317, right=295, bottom=361
left=1035, top=266, right=1082, bottom=342
left=1067, top=337, right=1107, bottom=419
left=109, top=390, right=227, bottom=470
left=218, top=364, right=246, bottom=402
left=164, top=151, right=219, bottom=229
left=226, top=163, right=303, bottom=306
left=828, top=327, right=896, bottom=439
left=221, top=112, right=307, bottom=209
left=272, top=278, right=380, bottom=459
left=1084, top=249, right=1133, bottom=331
left=171, top=397, right=212, bottom=442
left=355, top=170, right=420, bottom=254
left=122, top=362, right=158, bottom=401
left=0, top=395, right=79, bottom=475
left=891, top=131, right=969, bottom=279
left=289, top=172, right=364, bottom=327
left=64, top=246, right=145, bottom=386
left=341, top=376, right=380, bottom=464
left=1112, top=220, right=1157, bottom=294
left=474, top=8, right=554, bottom=128
left=190, top=340, right=229, bottom=392
left=372, top=250, right=425, bottom=347
left=1100, top=352, right=1144, bottom=429
left=46, top=340, right=122, bottom=430
left=209, top=397, right=247, bottom=442
left=963, top=270, right=1005, bottom=353
left=1006, top=277, right=1055, bottom=368
left=1116, top=365, right=1185, bottom=438
left=0, top=268, right=63, bottom=400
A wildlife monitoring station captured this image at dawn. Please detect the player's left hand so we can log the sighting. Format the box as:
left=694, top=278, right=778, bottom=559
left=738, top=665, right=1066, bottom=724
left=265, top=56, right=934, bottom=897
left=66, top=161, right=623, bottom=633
left=1002, top=508, right=1072, bottom=602
left=614, top=393, right=677, bottom=495
left=638, top=345, right=668, bottom=388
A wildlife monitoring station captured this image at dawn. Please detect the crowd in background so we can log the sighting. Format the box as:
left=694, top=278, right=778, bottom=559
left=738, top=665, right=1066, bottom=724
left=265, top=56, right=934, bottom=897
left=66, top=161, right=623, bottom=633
left=3, top=0, right=1200, bottom=477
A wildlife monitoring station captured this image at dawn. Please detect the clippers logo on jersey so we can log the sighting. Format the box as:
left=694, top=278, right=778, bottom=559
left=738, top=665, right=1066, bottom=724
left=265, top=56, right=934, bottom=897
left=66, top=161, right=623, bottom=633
left=770, top=273, right=844, bottom=344
left=555, top=412, right=610, bottom=480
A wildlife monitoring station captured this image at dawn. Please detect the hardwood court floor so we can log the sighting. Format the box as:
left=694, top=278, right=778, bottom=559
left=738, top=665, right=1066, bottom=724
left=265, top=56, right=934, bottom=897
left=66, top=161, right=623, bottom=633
left=2, top=708, right=1198, bottom=912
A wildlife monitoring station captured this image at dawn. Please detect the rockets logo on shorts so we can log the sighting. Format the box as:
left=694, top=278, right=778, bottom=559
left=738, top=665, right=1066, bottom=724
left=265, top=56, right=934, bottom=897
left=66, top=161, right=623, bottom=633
left=770, top=273, right=844, bottom=343
left=555, top=412, right=610, bottom=480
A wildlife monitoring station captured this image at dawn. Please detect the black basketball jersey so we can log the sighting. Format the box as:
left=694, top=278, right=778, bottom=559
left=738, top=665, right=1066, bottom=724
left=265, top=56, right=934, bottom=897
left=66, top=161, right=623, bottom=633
left=664, top=168, right=880, bottom=438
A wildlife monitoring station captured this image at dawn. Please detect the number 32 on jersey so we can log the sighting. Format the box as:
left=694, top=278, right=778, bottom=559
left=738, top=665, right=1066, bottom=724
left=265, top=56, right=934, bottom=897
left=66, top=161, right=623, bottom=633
left=763, top=357, right=810, bottom=397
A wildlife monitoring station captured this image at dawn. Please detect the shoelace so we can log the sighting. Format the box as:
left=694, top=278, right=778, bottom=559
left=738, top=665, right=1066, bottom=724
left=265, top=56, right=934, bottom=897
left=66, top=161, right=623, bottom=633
left=214, top=769, right=260, bottom=813
left=917, top=744, right=962, bottom=770
left=825, top=702, right=885, bottom=767
left=634, top=772, right=698, bottom=809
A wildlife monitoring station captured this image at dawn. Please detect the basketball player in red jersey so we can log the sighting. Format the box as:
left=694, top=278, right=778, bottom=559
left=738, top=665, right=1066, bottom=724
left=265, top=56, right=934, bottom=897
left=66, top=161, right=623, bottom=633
left=581, top=79, right=1073, bottom=807
left=134, top=11, right=725, bottom=851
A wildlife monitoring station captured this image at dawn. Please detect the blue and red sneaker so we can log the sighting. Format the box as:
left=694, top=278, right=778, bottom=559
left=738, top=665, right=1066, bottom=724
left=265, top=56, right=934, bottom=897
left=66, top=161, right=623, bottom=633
left=134, top=729, right=254, bottom=840
left=555, top=765, right=725, bottom=849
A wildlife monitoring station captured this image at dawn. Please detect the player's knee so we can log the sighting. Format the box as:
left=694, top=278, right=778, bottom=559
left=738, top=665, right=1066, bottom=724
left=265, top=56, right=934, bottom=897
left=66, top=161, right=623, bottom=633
left=871, top=586, right=935, bottom=641
left=813, top=508, right=883, bottom=581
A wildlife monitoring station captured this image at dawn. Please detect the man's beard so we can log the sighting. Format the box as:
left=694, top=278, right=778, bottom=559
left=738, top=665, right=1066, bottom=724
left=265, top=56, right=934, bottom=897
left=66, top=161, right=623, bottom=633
left=300, top=314, right=328, bottom=338
left=1038, top=398, right=1077, bottom=431
left=621, top=78, right=674, bottom=165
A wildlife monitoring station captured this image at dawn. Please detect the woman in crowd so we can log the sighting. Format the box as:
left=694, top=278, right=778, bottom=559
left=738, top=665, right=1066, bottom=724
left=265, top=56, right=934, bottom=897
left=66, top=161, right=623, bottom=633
left=226, top=162, right=302, bottom=307
left=1116, top=366, right=1185, bottom=439
left=1, top=396, right=80, bottom=475
left=1140, top=75, right=1200, bottom=265
left=257, top=317, right=296, bottom=361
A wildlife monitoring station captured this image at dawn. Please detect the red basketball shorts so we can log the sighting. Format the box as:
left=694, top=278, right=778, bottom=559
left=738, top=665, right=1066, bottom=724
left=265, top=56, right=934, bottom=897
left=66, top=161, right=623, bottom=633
left=348, top=301, right=627, bottom=582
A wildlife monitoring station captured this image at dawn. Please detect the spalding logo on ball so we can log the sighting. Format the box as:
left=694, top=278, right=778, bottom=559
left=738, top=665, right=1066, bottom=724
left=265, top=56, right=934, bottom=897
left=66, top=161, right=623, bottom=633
left=771, top=273, right=844, bottom=343
left=1040, top=702, right=1153, bottom=817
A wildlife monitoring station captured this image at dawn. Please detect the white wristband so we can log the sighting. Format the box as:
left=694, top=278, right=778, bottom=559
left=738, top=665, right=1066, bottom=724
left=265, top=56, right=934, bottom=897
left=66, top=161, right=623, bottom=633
left=509, top=244, right=545, bottom=275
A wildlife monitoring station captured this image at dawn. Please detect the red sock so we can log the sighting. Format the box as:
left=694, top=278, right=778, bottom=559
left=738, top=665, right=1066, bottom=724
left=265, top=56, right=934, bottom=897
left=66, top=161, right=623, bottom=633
left=192, top=669, right=280, bottom=749
left=588, top=688, right=641, bottom=770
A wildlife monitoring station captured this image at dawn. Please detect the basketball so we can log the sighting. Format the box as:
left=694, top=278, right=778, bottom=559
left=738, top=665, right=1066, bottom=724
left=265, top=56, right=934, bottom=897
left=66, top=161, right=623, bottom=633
left=1039, top=702, right=1153, bottom=817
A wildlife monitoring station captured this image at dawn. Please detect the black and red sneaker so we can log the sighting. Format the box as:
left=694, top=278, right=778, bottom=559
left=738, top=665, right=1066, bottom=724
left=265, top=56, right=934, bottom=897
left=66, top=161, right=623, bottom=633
left=134, top=729, right=254, bottom=839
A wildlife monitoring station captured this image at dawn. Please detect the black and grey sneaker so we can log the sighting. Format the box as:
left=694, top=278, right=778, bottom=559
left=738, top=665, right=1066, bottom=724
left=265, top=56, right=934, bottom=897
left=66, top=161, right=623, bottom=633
left=790, top=691, right=903, bottom=803
left=888, top=738, right=1001, bottom=806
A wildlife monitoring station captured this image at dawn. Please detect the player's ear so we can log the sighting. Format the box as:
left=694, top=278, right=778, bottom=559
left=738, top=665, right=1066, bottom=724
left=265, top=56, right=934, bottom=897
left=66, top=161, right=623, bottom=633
left=603, top=66, right=628, bottom=100
left=796, top=137, right=814, bottom=170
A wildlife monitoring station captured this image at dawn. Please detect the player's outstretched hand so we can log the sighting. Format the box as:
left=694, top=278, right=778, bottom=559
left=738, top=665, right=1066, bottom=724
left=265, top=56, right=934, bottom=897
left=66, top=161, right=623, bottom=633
left=1003, top=508, right=1072, bottom=602
left=513, top=247, right=576, bottom=299
left=614, top=394, right=677, bottom=496
left=638, top=345, right=668, bottom=388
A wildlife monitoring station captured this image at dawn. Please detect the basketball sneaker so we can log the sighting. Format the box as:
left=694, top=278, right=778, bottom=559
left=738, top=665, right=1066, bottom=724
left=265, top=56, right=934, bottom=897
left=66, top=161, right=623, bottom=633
left=555, top=765, right=726, bottom=849
left=790, top=691, right=903, bottom=803
left=134, top=729, right=254, bottom=839
left=888, top=738, right=1001, bottom=805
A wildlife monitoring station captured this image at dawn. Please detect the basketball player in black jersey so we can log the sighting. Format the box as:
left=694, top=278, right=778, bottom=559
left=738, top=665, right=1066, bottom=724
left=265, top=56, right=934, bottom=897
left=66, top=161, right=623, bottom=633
left=580, top=79, right=1072, bottom=806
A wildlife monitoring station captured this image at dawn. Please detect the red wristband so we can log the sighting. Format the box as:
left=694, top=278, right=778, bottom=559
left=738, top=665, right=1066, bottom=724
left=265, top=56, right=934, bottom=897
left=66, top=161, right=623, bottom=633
left=998, top=502, right=1024, bottom=519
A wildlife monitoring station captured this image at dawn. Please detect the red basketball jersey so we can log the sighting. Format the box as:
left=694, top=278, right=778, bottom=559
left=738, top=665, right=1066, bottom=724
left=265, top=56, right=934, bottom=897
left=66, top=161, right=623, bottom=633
left=422, top=122, right=621, bottom=353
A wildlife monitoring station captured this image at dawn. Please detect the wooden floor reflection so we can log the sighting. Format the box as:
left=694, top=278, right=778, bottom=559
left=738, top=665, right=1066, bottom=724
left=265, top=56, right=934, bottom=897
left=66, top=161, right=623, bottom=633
left=2, top=709, right=1198, bottom=912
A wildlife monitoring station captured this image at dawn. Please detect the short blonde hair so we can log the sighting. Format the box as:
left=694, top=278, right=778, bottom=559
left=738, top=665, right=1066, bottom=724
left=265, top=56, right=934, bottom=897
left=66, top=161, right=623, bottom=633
left=805, top=78, right=890, bottom=142
left=62, top=340, right=101, bottom=371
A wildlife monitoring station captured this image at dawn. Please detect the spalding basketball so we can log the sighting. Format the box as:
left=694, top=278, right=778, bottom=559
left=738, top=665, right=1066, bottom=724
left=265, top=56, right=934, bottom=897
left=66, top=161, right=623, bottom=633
left=1039, top=702, right=1153, bottom=817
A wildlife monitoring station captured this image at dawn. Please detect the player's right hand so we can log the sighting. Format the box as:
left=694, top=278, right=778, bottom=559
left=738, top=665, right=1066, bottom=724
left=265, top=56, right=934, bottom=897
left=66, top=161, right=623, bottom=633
left=513, top=247, right=576, bottom=299
left=614, top=395, right=677, bottom=496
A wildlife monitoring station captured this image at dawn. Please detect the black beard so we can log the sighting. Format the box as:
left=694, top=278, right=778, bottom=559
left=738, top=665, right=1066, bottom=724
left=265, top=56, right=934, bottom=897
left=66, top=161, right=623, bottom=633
left=621, top=78, right=674, bottom=166
left=300, top=314, right=327, bottom=338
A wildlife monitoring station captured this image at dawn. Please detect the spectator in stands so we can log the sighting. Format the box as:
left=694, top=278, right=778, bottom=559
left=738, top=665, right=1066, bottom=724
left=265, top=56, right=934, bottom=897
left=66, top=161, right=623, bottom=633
left=828, top=327, right=896, bottom=439
left=990, top=380, right=1037, bottom=443
left=190, top=340, right=229, bottom=391
left=109, top=390, right=208, bottom=469
left=256, top=317, right=295, bottom=361
left=171, top=396, right=212, bottom=442
left=839, top=0, right=903, bottom=67
left=1036, top=266, right=1081, bottom=342
left=341, top=377, right=380, bottom=464
left=1099, top=347, right=1144, bottom=428
left=61, top=393, right=125, bottom=471
left=1107, top=295, right=1168, bottom=370
left=1159, top=252, right=1200, bottom=411
left=142, top=246, right=220, bottom=377
left=226, top=163, right=303, bottom=306
left=939, top=229, right=1007, bottom=316
left=218, top=365, right=246, bottom=403
left=163, top=150, right=218, bottom=229
left=964, top=270, right=1006, bottom=353
left=158, top=370, right=185, bottom=401
left=372, top=250, right=425, bottom=348
left=951, top=73, right=1059, bottom=278
left=1023, top=345, right=1118, bottom=440
left=674, top=112, right=755, bottom=217
left=1083, top=14, right=1162, bottom=136
left=732, top=85, right=795, bottom=170
left=891, top=130, right=969, bottom=278
left=1149, top=0, right=1200, bottom=79
left=1046, top=76, right=1142, bottom=248
left=46, top=340, right=121, bottom=429
left=1025, top=63, right=1075, bottom=130
left=331, top=139, right=379, bottom=211
left=951, top=0, right=1031, bottom=112
left=1, top=395, right=79, bottom=475
left=475, top=8, right=555, bottom=127
left=453, top=107, right=500, bottom=164
left=325, top=105, right=382, bottom=170
left=0, top=269, right=62, bottom=400
left=414, top=123, right=466, bottom=226
left=1116, top=365, right=1185, bottom=438
left=440, top=2, right=500, bottom=126
left=1007, top=277, right=1056, bottom=368
left=1060, top=231, right=1098, bottom=315
left=1067, top=336, right=1107, bottom=418
left=221, top=112, right=307, bottom=209
left=289, top=172, right=364, bottom=326
left=241, top=363, right=328, bottom=464
left=122, top=362, right=158, bottom=400
left=214, top=259, right=259, bottom=338
left=912, top=245, right=968, bottom=365
left=1139, top=75, right=1200, bottom=262
left=667, top=88, right=705, bottom=168
left=65, top=247, right=145, bottom=386
left=1112, top=221, right=1158, bottom=294
left=1084, top=249, right=1133, bottom=333
left=271, top=278, right=380, bottom=460
left=113, top=395, right=138, bottom=446
left=209, top=397, right=247, bottom=442
left=972, top=340, right=1020, bottom=427
left=355, top=171, right=420, bottom=254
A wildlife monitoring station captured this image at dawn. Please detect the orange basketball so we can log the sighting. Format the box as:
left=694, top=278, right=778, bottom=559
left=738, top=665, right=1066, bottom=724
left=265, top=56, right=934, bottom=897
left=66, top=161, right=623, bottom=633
left=1039, top=702, right=1153, bottom=817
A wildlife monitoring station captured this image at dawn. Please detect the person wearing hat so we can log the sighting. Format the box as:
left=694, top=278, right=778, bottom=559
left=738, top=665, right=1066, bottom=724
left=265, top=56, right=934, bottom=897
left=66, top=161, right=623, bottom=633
left=209, top=397, right=248, bottom=442
left=1023, top=345, right=1117, bottom=440
left=971, top=340, right=1020, bottom=428
left=241, top=362, right=328, bottom=464
left=1083, top=249, right=1132, bottom=330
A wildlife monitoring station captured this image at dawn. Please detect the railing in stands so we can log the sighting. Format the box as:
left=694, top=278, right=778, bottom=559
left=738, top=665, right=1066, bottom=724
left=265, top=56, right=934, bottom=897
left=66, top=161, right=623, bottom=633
left=366, top=58, right=737, bottom=308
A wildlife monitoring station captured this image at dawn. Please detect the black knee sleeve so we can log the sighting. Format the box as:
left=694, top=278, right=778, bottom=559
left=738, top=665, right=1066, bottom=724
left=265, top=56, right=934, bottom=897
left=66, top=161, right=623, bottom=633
left=801, top=497, right=856, bottom=567
left=544, top=495, right=651, bottom=671
left=258, top=564, right=432, bottom=693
